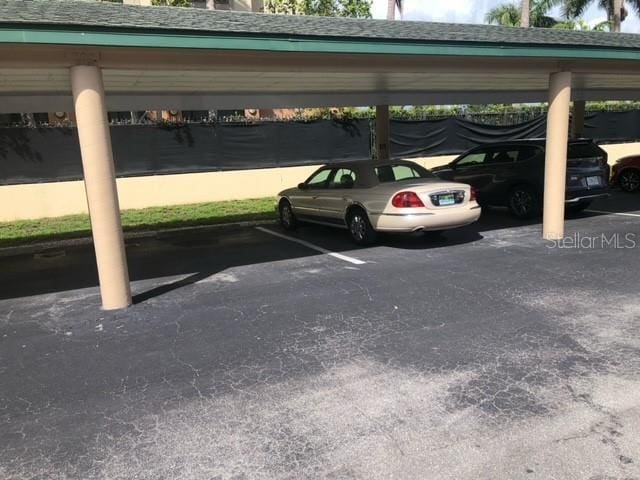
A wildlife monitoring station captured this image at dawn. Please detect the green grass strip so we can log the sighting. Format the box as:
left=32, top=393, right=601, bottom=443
left=0, top=197, right=277, bottom=248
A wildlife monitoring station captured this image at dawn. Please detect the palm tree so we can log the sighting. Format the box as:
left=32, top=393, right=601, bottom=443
left=562, top=0, right=640, bottom=32
left=488, top=0, right=623, bottom=30
left=387, top=0, right=402, bottom=20
left=521, top=0, right=531, bottom=26
left=486, top=0, right=560, bottom=27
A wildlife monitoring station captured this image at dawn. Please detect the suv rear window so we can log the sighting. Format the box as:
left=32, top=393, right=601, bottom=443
left=375, top=163, right=433, bottom=183
left=568, top=142, right=604, bottom=159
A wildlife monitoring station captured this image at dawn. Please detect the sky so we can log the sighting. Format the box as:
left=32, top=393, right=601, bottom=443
left=371, top=0, right=640, bottom=33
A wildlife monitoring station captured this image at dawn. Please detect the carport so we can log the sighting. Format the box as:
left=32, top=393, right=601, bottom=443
left=1, top=0, right=640, bottom=310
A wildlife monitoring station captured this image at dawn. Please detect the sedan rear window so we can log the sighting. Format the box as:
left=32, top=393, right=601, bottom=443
left=329, top=168, right=357, bottom=189
left=375, top=163, right=433, bottom=183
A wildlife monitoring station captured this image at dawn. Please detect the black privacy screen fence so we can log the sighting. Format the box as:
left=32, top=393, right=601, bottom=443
left=1, top=111, right=638, bottom=185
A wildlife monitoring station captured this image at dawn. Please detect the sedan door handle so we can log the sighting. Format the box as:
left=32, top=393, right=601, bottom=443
left=312, top=196, right=319, bottom=200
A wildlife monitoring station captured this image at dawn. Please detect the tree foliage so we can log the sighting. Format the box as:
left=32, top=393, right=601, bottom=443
left=552, top=18, right=611, bottom=29
left=264, top=0, right=372, bottom=17
left=485, top=0, right=626, bottom=29
left=485, top=0, right=561, bottom=27
left=563, top=0, right=616, bottom=20
left=149, top=0, right=371, bottom=16
left=485, top=3, right=521, bottom=26
left=561, top=0, right=640, bottom=31
left=282, top=101, right=640, bottom=122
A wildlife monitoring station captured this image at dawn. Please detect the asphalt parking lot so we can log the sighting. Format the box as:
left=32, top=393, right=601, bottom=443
left=1, top=192, right=640, bottom=479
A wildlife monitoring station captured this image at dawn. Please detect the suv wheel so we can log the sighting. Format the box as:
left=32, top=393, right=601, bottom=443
left=619, top=169, right=640, bottom=192
left=279, top=200, right=297, bottom=230
left=508, top=185, right=540, bottom=219
left=347, top=208, right=377, bottom=246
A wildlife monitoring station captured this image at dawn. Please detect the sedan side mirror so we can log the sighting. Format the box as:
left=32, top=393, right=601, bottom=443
left=298, top=182, right=307, bottom=190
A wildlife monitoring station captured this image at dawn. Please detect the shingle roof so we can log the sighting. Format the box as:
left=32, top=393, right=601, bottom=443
left=2, top=0, right=640, bottom=50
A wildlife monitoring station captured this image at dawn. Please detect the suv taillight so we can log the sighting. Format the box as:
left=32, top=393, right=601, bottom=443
left=392, top=191, right=425, bottom=208
left=470, top=186, right=477, bottom=202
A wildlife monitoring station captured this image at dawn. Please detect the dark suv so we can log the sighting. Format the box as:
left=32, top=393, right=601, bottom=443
left=431, top=140, right=610, bottom=218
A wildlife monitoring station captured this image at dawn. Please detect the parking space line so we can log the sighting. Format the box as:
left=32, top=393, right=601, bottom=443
left=585, top=209, right=640, bottom=218
left=255, top=227, right=366, bottom=265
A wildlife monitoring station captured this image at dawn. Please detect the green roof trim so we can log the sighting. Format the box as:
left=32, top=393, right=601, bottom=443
left=3, top=26, right=640, bottom=61
left=1, top=0, right=640, bottom=61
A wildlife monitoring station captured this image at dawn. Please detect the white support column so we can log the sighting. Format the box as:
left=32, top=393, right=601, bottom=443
left=543, top=71, right=572, bottom=240
left=376, top=105, right=390, bottom=161
left=71, top=65, right=132, bottom=310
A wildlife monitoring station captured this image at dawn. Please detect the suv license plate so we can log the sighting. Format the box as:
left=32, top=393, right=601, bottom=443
left=438, top=194, right=455, bottom=206
left=586, top=176, right=601, bottom=187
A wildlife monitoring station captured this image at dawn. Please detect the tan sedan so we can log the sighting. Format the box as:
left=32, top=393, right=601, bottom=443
left=277, top=160, right=481, bottom=245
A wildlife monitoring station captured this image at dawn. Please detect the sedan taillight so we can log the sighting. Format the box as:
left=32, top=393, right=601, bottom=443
left=470, top=186, right=477, bottom=202
left=392, top=191, right=425, bottom=208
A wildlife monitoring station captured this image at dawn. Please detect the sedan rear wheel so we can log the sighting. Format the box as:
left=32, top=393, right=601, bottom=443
left=619, top=169, right=640, bottom=192
left=279, top=200, right=297, bottom=231
left=348, top=208, right=377, bottom=246
left=508, top=185, right=540, bottom=219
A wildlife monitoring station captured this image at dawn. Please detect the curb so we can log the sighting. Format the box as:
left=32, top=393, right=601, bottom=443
left=0, top=219, right=278, bottom=258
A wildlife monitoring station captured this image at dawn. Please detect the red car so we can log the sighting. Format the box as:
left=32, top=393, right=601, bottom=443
left=611, top=156, right=640, bottom=192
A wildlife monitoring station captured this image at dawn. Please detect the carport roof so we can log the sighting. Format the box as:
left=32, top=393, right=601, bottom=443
left=2, top=0, right=640, bottom=60
left=3, top=0, right=640, bottom=112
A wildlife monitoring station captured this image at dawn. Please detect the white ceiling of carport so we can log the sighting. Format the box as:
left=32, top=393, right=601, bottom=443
left=1, top=46, right=640, bottom=113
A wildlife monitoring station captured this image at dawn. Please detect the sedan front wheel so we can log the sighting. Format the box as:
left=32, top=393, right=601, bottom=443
left=279, top=200, right=297, bottom=231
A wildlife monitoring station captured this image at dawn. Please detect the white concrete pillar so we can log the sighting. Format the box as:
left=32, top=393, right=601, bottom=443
left=70, top=65, right=132, bottom=310
left=572, top=100, right=585, bottom=139
left=376, top=105, right=390, bottom=161
left=543, top=71, right=572, bottom=240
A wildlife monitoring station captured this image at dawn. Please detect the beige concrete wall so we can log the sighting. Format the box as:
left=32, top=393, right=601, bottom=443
left=1, top=142, right=638, bottom=222
left=598, top=142, right=640, bottom=164
left=122, top=0, right=152, bottom=5
left=0, top=165, right=319, bottom=221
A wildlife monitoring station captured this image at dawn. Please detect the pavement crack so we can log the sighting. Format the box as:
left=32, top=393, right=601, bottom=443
left=564, top=383, right=634, bottom=469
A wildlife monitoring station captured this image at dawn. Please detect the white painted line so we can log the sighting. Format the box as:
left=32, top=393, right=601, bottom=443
left=256, top=227, right=366, bottom=265
left=585, top=209, right=640, bottom=218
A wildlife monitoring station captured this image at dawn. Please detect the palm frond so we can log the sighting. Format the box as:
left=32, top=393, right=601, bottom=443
left=562, top=0, right=591, bottom=18
left=529, top=0, right=565, bottom=26
left=534, top=14, right=560, bottom=26
left=485, top=3, right=521, bottom=26
left=531, top=0, right=564, bottom=16
left=592, top=19, right=612, bottom=29
left=623, top=0, right=640, bottom=15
